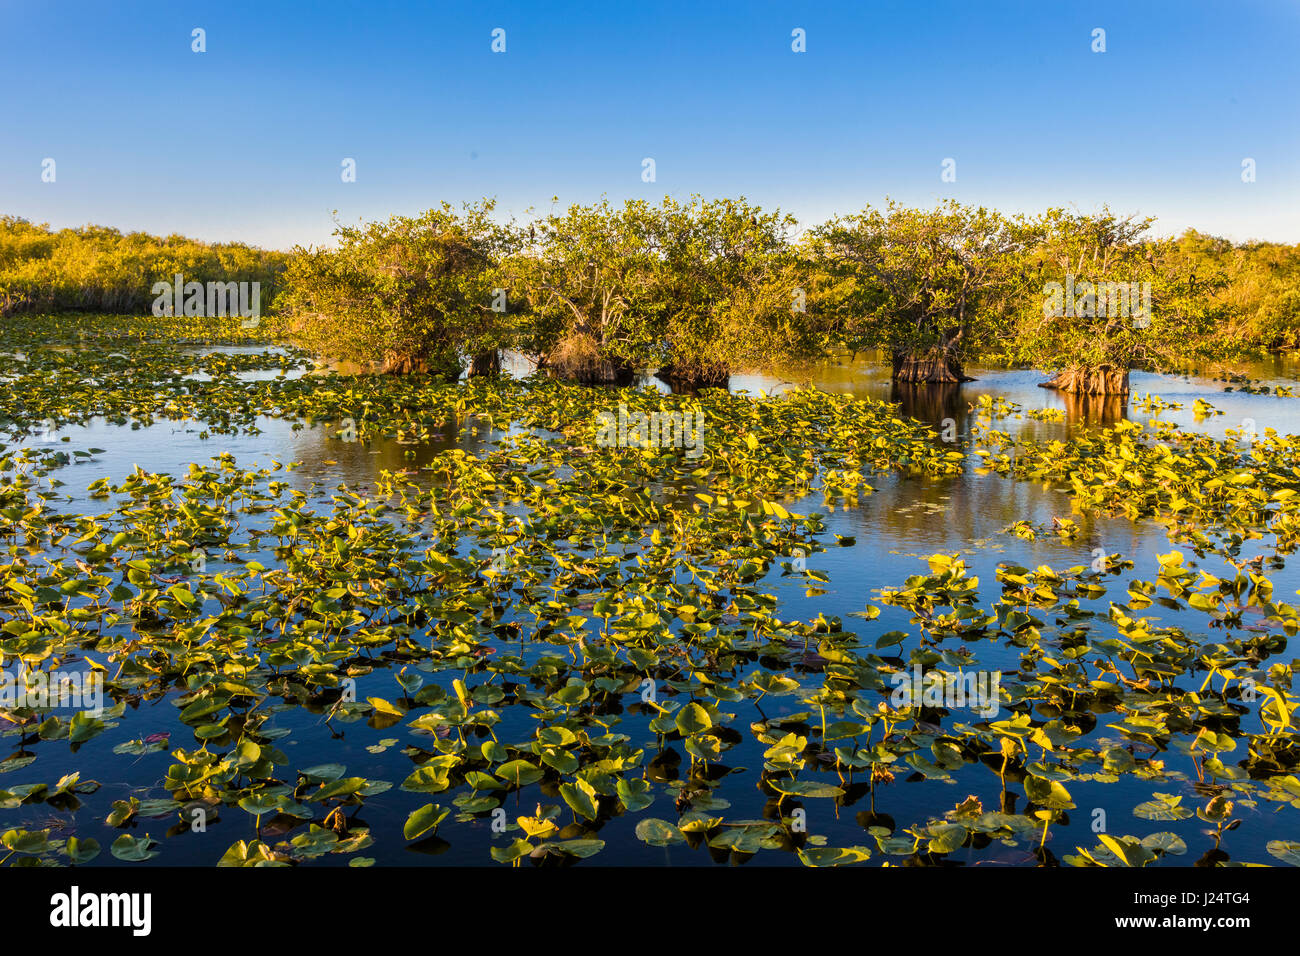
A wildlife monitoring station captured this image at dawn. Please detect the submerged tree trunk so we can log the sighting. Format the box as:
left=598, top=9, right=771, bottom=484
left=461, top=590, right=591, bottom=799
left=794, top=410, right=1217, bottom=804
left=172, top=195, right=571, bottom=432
left=469, top=349, right=501, bottom=377
left=1059, top=390, right=1128, bottom=426
left=380, top=351, right=428, bottom=375
left=1039, top=364, right=1130, bottom=395
left=540, top=334, right=636, bottom=386
left=380, top=350, right=462, bottom=382
left=655, top=361, right=730, bottom=392
left=890, top=382, right=964, bottom=424
left=891, top=346, right=972, bottom=384
left=540, top=354, right=635, bottom=385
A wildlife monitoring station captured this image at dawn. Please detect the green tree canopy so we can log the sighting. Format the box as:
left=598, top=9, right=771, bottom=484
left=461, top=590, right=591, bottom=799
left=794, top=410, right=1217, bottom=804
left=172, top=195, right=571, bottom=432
left=278, top=201, right=512, bottom=379
left=653, top=196, right=811, bottom=389
left=809, top=200, right=1040, bottom=383
left=506, top=198, right=664, bottom=384
left=1004, top=208, right=1225, bottom=393
left=507, top=195, right=812, bottom=388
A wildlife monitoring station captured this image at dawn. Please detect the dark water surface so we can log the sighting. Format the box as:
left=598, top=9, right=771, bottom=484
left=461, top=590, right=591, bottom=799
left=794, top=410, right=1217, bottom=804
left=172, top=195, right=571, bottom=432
left=8, top=349, right=1300, bottom=866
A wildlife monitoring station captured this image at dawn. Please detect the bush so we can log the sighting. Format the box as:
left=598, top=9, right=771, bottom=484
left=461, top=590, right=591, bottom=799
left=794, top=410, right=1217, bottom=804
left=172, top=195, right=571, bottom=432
left=0, top=216, right=287, bottom=316
left=277, top=201, right=512, bottom=378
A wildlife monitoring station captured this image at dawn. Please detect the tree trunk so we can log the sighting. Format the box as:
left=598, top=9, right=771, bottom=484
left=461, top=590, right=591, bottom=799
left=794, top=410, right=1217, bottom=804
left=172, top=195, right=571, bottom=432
left=540, top=355, right=635, bottom=386
left=891, top=346, right=971, bottom=384
left=1039, top=364, right=1130, bottom=395
left=1059, top=390, right=1127, bottom=425
left=655, top=361, right=730, bottom=392
left=539, top=334, right=636, bottom=386
left=380, top=351, right=428, bottom=375
left=380, top=350, right=462, bottom=382
left=469, top=349, right=501, bottom=377
left=890, top=382, right=964, bottom=425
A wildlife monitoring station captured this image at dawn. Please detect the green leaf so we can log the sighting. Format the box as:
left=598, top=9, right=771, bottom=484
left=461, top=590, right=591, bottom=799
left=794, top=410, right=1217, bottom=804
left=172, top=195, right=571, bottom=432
left=403, top=804, right=451, bottom=842
left=68, top=711, right=107, bottom=744
left=798, top=845, right=873, bottom=866
left=1267, top=840, right=1300, bottom=866
left=64, top=836, right=101, bottom=865
left=559, top=778, right=600, bottom=821
left=674, top=702, right=713, bottom=736
left=635, top=818, right=685, bottom=846
left=110, top=833, right=160, bottom=862
left=616, top=777, right=654, bottom=812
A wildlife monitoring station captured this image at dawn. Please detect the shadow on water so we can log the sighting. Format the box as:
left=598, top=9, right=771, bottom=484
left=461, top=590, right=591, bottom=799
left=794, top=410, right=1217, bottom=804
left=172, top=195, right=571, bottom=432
left=288, top=416, right=463, bottom=481
left=1056, top=389, right=1129, bottom=427
left=888, top=381, right=964, bottom=428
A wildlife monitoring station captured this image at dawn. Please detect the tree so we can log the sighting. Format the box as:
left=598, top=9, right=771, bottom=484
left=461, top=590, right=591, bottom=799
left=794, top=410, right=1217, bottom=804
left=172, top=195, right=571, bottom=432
left=505, top=199, right=663, bottom=385
left=1194, top=232, right=1300, bottom=353
left=652, top=196, right=812, bottom=391
left=278, top=201, right=511, bottom=379
left=1006, top=209, right=1223, bottom=395
left=809, top=200, right=1038, bottom=384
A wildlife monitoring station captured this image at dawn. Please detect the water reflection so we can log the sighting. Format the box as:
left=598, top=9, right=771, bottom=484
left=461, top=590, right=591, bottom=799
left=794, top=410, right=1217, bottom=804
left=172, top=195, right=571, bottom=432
left=248, top=349, right=1300, bottom=496
left=889, top=381, right=964, bottom=428
left=730, top=351, right=1298, bottom=442
left=286, top=417, right=463, bottom=489
left=1056, top=389, right=1128, bottom=427
left=19, top=345, right=1300, bottom=867
left=39, top=349, right=1300, bottom=502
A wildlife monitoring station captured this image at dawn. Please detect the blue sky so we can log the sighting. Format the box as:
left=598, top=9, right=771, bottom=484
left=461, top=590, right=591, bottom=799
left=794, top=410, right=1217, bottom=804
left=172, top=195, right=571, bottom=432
left=2, top=0, right=1297, bottom=249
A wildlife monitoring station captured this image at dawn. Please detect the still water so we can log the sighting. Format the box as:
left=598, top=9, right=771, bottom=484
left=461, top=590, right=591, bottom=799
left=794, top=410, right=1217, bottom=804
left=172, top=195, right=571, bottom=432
left=9, top=349, right=1300, bottom=866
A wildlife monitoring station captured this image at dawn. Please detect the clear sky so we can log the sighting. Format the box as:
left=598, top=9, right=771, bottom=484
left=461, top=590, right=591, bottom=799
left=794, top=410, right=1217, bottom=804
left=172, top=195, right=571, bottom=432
left=2, top=0, right=1297, bottom=250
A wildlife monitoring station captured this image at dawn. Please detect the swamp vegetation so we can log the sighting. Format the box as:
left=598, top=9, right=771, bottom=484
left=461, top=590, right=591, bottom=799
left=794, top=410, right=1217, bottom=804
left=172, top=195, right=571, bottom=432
left=6, top=198, right=1300, bottom=394
left=0, top=307, right=1298, bottom=867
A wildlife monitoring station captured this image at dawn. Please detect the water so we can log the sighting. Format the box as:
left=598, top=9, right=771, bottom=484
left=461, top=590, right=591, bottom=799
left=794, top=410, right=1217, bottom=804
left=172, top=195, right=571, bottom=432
left=5, top=348, right=1299, bottom=866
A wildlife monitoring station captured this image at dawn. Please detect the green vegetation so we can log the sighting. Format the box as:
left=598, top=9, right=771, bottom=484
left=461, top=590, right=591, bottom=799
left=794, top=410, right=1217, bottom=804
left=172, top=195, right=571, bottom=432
left=0, top=217, right=288, bottom=317
left=277, top=201, right=513, bottom=379
left=0, top=312, right=1297, bottom=866
left=506, top=196, right=811, bottom=389
left=809, top=200, right=1039, bottom=384
left=6, top=201, right=1298, bottom=393
left=1002, top=209, right=1222, bottom=395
